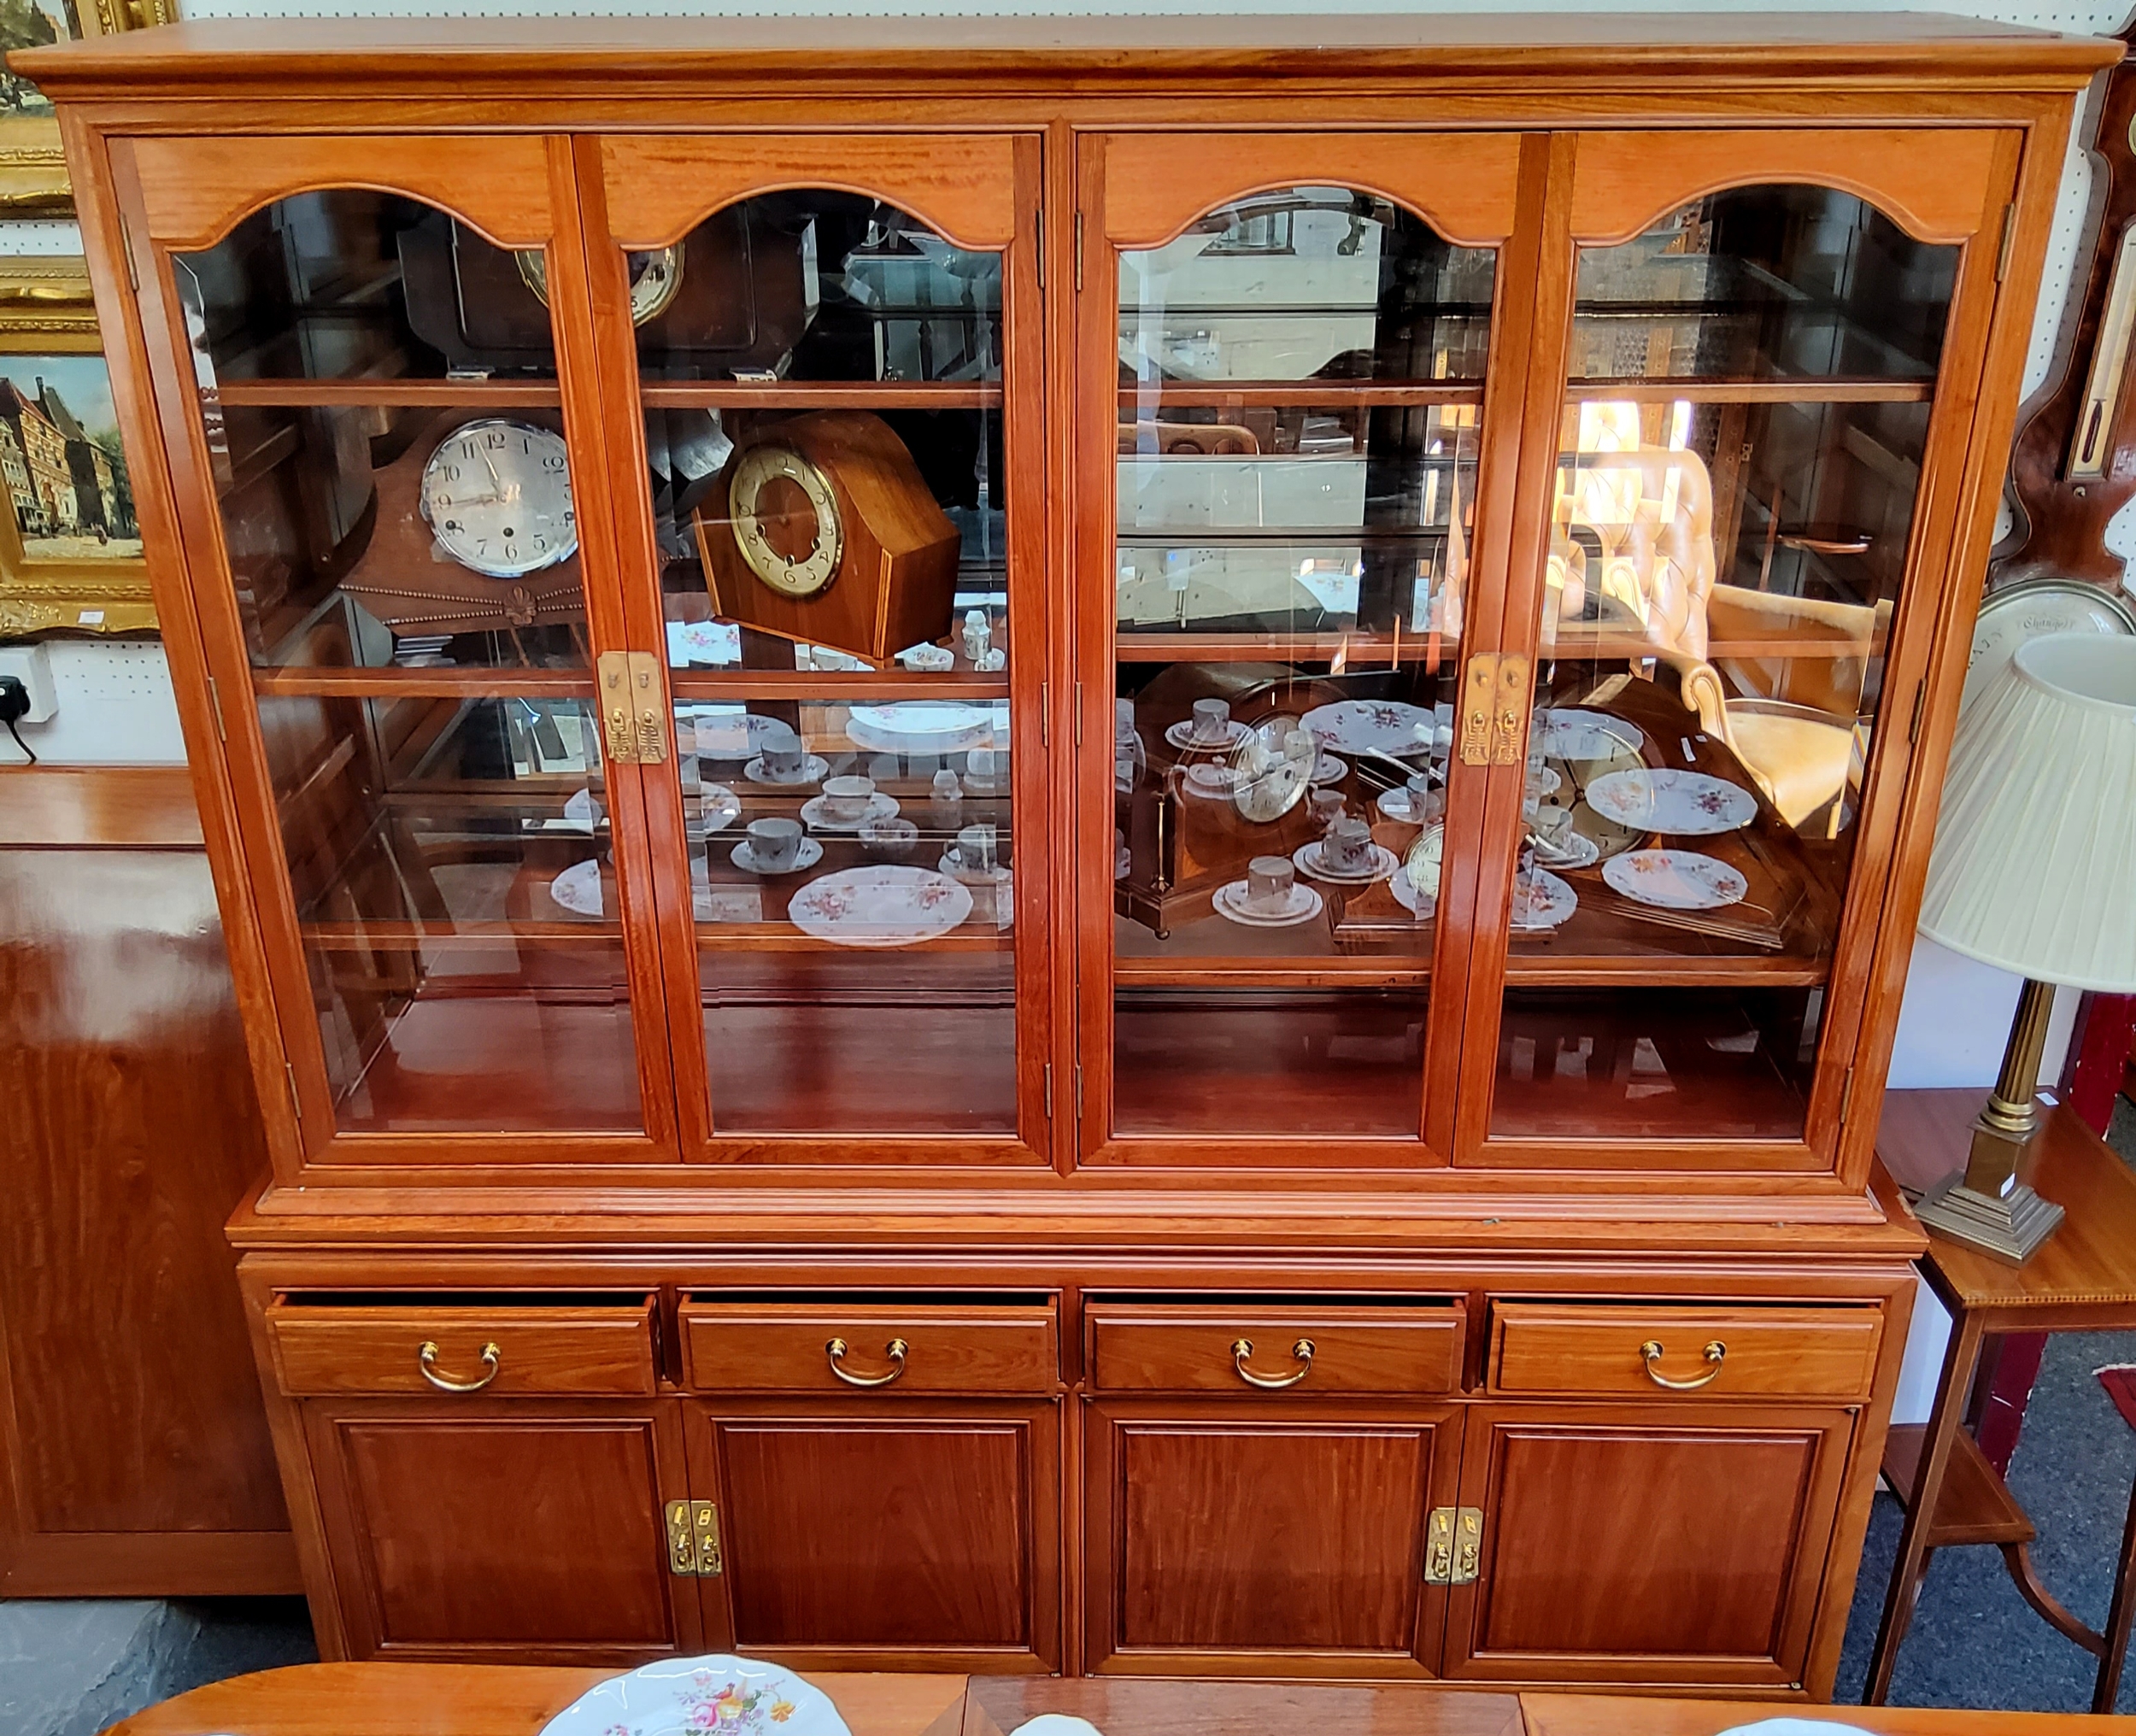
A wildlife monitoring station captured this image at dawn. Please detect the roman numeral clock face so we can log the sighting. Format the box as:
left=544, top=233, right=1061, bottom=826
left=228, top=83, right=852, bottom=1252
left=420, top=419, right=579, bottom=578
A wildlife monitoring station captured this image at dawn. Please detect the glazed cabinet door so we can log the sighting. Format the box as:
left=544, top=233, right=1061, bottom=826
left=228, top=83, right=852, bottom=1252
left=111, top=135, right=674, bottom=1166
left=1441, top=1402, right=1856, bottom=1687
left=678, top=1297, right=1062, bottom=1670
left=1462, top=128, right=2023, bottom=1169
left=302, top=1396, right=704, bottom=1663
left=1076, top=132, right=1536, bottom=1164
left=581, top=136, right=1052, bottom=1165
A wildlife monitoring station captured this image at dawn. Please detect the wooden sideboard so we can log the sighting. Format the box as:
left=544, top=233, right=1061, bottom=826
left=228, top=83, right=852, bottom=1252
left=16, top=9, right=2115, bottom=1693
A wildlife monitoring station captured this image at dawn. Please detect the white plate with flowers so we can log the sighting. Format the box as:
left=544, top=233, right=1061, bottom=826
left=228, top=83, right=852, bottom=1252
left=1602, top=847, right=1749, bottom=911
left=788, top=865, right=973, bottom=948
left=1585, top=767, right=1756, bottom=836
left=1302, top=698, right=1435, bottom=756
left=540, top=1655, right=850, bottom=1736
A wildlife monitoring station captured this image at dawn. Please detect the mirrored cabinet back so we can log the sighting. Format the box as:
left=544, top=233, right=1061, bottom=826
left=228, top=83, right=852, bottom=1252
left=18, top=11, right=2115, bottom=1690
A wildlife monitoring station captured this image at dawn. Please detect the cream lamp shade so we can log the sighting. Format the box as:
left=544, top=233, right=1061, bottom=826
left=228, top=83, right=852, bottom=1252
left=1917, top=631, right=2136, bottom=994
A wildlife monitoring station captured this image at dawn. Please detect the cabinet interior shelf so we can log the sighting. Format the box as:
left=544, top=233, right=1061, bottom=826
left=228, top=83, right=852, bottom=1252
left=640, top=381, right=1001, bottom=410
left=299, top=918, right=1014, bottom=953
left=212, top=378, right=565, bottom=408
left=1112, top=953, right=1828, bottom=988
left=253, top=666, right=596, bottom=698
left=1117, top=382, right=1486, bottom=409
left=1563, top=377, right=1934, bottom=404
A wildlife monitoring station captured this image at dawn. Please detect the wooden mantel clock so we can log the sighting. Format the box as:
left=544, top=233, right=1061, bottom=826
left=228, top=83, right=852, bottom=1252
left=17, top=9, right=2114, bottom=1694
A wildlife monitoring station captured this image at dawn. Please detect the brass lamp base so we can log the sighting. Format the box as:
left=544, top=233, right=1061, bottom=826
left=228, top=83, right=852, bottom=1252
left=1914, top=1170, right=2066, bottom=1263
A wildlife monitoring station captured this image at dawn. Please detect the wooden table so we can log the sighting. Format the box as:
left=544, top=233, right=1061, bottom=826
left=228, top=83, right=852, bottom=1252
left=1865, top=1087, right=2136, bottom=1709
left=100, top=1664, right=2136, bottom=1736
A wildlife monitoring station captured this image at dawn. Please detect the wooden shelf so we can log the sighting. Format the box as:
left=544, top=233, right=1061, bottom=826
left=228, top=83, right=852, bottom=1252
left=642, top=380, right=1000, bottom=410
left=667, top=671, right=1012, bottom=701
left=1564, top=376, right=1933, bottom=404
left=212, top=378, right=563, bottom=408
left=1118, top=381, right=1485, bottom=409
left=252, top=666, right=595, bottom=698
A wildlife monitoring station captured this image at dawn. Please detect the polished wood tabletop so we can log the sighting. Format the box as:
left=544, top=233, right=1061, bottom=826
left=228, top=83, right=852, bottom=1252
left=102, top=1664, right=2136, bottom=1736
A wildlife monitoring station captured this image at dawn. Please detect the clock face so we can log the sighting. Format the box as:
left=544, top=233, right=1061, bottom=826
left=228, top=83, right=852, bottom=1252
left=1230, top=716, right=1316, bottom=824
left=730, top=443, right=844, bottom=600
left=1404, top=824, right=1446, bottom=901
left=515, top=244, right=685, bottom=326
left=420, top=419, right=578, bottom=579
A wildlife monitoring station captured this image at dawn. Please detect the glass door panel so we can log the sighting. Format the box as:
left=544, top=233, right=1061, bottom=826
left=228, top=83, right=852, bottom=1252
left=155, top=172, right=659, bottom=1144
left=1109, top=185, right=1496, bottom=1141
left=1488, top=183, right=1957, bottom=1147
left=617, top=186, right=1023, bottom=1141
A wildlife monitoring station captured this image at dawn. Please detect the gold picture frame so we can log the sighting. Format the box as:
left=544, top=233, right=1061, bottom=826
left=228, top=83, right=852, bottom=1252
left=0, top=0, right=174, bottom=215
left=0, top=255, right=153, bottom=636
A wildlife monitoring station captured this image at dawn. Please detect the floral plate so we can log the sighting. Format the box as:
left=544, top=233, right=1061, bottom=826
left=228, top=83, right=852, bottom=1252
left=1602, top=847, right=1748, bottom=911
left=1302, top=698, right=1435, bottom=756
left=540, top=1655, right=851, bottom=1736
left=1585, top=767, right=1756, bottom=836
left=1535, top=707, right=1644, bottom=760
left=788, top=865, right=973, bottom=948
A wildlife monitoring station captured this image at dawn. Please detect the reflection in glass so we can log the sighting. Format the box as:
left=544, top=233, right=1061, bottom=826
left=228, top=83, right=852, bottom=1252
left=261, top=689, right=641, bottom=1134
left=173, top=192, right=591, bottom=673
left=1111, top=187, right=1495, bottom=1140
left=1491, top=187, right=1955, bottom=1144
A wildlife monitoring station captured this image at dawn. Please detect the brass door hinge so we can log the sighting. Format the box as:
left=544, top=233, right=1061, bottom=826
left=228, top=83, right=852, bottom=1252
left=666, top=1499, right=722, bottom=1575
left=1458, top=654, right=1532, bottom=767
left=597, top=650, right=669, bottom=765
left=1424, top=1506, right=1484, bottom=1585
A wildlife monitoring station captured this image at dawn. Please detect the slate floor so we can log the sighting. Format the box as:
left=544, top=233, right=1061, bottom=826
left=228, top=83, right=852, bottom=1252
left=4, top=1099, right=2135, bottom=1733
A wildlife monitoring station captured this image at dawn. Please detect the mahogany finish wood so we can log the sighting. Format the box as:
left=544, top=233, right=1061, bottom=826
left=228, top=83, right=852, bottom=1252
left=1523, top=1692, right=2136, bottom=1735
left=18, top=10, right=2112, bottom=1687
left=1488, top=1303, right=1883, bottom=1400
left=0, top=766, right=293, bottom=1596
left=268, top=1301, right=659, bottom=1397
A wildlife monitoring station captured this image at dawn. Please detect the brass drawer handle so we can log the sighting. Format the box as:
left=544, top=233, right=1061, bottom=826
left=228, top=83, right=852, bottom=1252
left=1641, top=1338, right=1726, bottom=1391
left=826, top=1335, right=907, bottom=1387
left=418, top=1340, right=501, bottom=1393
left=1232, top=1336, right=1315, bottom=1389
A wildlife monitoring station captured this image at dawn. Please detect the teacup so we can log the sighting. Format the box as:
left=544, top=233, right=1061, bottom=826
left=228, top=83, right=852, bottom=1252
left=1245, top=855, right=1296, bottom=913
left=955, top=822, right=1000, bottom=874
left=759, top=737, right=806, bottom=781
left=1190, top=697, right=1233, bottom=744
left=822, top=775, right=876, bottom=823
left=967, top=747, right=1001, bottom=788
left=1404, top=771, right=1441, bottom=822
left=1310, top=789, right=1347, bottom=833
left=860, top=816, right=919, bottom=860
left=1327, top=815, right=1375, bottom=872
left=746, top=816, right=804, bottom=872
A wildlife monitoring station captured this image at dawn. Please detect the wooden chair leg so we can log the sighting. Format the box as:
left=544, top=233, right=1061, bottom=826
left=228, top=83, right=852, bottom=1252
left=2002, top=1540, right=2106, bottom=1655
left=2092, top=1479, right=2136, bottom=1713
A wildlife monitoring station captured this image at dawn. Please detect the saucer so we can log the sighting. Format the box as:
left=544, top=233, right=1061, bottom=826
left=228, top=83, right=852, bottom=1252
left=1537, top=707, right=1645, bottom=760
left=1390, top=863, right=1435, bottom=917
left=1529, top=824, right=1600, bottom=870
left=1165, top=718, right=1250, bottom=752
left=541, top=1653, right=851, bottom=1736
left=1311, top=753, right=1349, bottom=787
left=548, top=858, right=607, bottom=918
left=731, top=836, right=825, bottom=877
left=562, top=788, right=603, bottom=834
left=1509, top=866, right=1578, bottom=931
left=939, top=848, right=1012, bottom=886
left=800, top=792, right=900, bottom=831
left=1586, top=768, right=1756, bottom=836
left=787, top=865, right=974, bottom=948
left=690, top=783, right=742, bottom=835
left=1182, top=763, right=1236, bottom=798
left=1293, top=839, right=1400, bottom=884
left=1376, top=787, right=1440, bottom=824
left=745, top=754, right=829, bottom=787
left=1212, top=879, right=1325, bottom=929
left=1602, top=847, right=1749, bottom=911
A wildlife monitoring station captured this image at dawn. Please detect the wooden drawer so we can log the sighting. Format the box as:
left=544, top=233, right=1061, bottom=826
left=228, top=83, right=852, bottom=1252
left=267, top=1299, right=659, bottom=1397
left=1488, top=1302, right=1883, bottom=1400
left=680, top=1300, right=1058, bottom=1394
left=1088, top=1301, right=1464, bottom=1394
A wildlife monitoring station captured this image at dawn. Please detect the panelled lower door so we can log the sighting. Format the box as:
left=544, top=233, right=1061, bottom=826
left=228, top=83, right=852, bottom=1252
left=581, top=134, right=1053, bottom=1166
left=114, top=133, right=676, bottom=1167
left=1077, top=132, right=1540, bottom=1166
left=1458, top=127, right=2023, bottom=1171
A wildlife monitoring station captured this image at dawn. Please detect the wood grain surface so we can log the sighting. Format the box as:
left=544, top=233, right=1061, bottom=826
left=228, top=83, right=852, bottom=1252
left=269, top=1301, right=659, bottom=1397
left=1088, top=1303, right=1465, bottom=1394
left=1489, top=1302, right=1883, bottom=1399
left=682, top=1302, right=1058, bottom=1395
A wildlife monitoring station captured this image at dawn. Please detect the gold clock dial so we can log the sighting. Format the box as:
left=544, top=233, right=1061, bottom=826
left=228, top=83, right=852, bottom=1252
left=515, top=244, right=684, bottom=327
left=729, top=443, right=844, bottom=601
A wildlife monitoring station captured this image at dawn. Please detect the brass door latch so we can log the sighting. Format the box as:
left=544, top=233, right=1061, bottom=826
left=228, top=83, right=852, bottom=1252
left=1458, top=653, right=1532, bottom=767
left=597, top=650, right=669, bottom=766
left=666, top=1499, right=722, bottom=1575
left=1423, top=1506, right=1484, bottom=1584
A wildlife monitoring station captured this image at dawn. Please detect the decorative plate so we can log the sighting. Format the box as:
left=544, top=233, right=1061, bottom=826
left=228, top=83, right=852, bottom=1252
left=1212, top=878, right=1325, bottom=929
left=1585, top=768, right=1757, bottom=836
left=1164, top=717, right=1251, bottom=752
left=1509, top=865, right=1577, bottom=932
left=1602, top=848, right=1749, bottom=911
left=799, top=791, right=901, bottom=832
left=745, top=753, right=830, bottom=787
left=787, top=865, right=973, bottom=947
left=1311, top=752, right=1349, bottom=787
left=846, top=701, right=995, bottom=755
left=1292, top=839, right=1400, bottom=884
left=1536, top=707, right=1645, bottom=760
left=1376, top=785, right=1439, bottom=824
left=691, top=783, right=743, bottom=834
left=1302, top=698, right=1435, bottom=756
left=562, top=788, right=603, bottom=834
left=548, top=859, right=607, bottom=919
left=731, top=836, right=825, bottom=877
left=539, top=1655, right=851, bottom=1736
left=1525, top=764, right=1563, bottom=799
left=693, top=709, right=792, bottom=760
left=665, top=619, right=742, bottom=668
left=1182, top=762, right=1236, bottom=799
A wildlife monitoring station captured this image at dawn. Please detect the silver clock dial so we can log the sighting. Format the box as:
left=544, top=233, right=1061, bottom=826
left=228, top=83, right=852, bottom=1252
left=420, top=419, right=578, bottom=579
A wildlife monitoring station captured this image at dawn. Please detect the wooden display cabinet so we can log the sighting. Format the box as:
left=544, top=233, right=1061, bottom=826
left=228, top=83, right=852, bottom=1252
left=18, top=9, right=2115, bottom=1696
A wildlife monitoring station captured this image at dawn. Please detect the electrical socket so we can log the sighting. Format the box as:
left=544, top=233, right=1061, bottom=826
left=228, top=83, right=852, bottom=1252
left=0, top=644, right=55, bottom=723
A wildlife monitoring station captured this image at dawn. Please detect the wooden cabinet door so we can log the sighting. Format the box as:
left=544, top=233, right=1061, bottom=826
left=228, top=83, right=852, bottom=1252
left=1084, top=1398, right=1464, bottom=1677
left=1458, top=126, right=2026, bottom=1175
left=1441, top=1403, right=1856, bottom=1687
left=685, top=1398, right=1060, bottom=1672
left=302, top=1397, right=704, bottom=1662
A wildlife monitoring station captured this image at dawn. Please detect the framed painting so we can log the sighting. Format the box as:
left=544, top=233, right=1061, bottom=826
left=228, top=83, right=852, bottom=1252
left=0, top=255, right=152, bottom=635
left=0, top=0, right=174, bottom=214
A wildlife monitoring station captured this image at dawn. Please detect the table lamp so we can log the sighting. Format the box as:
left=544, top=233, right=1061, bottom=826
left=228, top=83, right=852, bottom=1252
left=1913, top=630, right=2136, bottom=1262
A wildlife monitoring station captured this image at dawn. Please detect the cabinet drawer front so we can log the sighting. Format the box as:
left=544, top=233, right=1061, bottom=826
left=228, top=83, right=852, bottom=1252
left=267, top=1303, right=658, bottom=1398
left=1089, top=1304, right=1464, bottom=1394
left=1488, top=1303, right=1881, bottom=1400
left=681, top=1302, right=1058, bottom=1394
